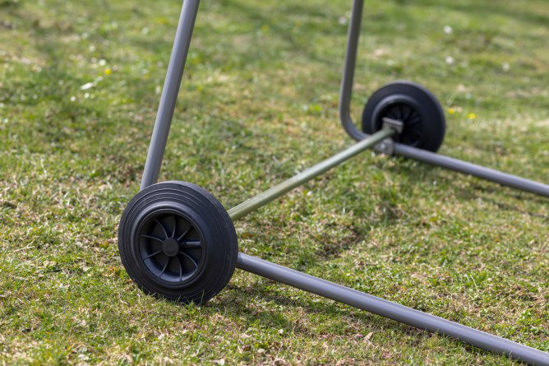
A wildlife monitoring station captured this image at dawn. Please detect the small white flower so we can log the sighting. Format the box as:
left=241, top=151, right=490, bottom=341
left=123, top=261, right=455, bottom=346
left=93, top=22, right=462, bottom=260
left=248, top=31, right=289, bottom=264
left=338, top=16, right=348, bottom=25
left=99, top=59, right=106, bottom=66
left=84, top=93, right=90, bottom=99
left=445, top=56, right=454, bottom=65
left=70, top=96, right=76, bottom=102
left=80, top=82, right=95, bottom=90
left=502, top=62, right=510, bottom=71
left=444, top=25, right=453, bottom=34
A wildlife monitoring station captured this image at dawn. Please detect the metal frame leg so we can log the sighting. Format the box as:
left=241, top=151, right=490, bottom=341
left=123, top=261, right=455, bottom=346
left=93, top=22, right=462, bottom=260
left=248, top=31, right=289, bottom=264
left=140, top=0, right=201, bottom=190
left=338, top=0, right=549, bottom=197
left=237, top=253, right=549, bottom=365
left=339, top=0, right=367, bottom=141
left=395, top=144, right=549, bottom=196
left=130, top=1, right=549, bottom=363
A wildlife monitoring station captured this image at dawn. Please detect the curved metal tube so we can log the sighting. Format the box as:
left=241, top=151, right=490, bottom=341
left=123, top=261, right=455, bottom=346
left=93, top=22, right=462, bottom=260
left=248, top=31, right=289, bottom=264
left=337, top=0, right=548, bottom=197
left=339, top=0, right=367, bottom=141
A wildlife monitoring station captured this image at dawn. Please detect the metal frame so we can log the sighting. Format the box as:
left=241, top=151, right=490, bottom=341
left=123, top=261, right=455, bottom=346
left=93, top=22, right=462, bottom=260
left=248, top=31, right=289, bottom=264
left=134, top=0, right=549, bottom=364
left=338, top=0, right=549, bottom=197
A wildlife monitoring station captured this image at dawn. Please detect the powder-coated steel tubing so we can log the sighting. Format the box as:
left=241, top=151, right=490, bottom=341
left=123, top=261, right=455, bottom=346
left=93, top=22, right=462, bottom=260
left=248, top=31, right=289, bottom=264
left=134, top=1, right=549, bottom=364
left=228, top=128, right=394, bottom=220
left=141, top=0, right=200, bottom=190
left=338, top=0, right=548, bottom=198
left=339, top=0, right=367, bottom=141
left=237, top=253, right=549, bottom=366
left=394, top=144, right=549, bottom=197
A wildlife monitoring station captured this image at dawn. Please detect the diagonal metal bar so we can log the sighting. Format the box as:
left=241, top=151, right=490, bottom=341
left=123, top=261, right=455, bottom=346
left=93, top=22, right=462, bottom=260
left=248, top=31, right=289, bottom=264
left=228, top=128, right=394, bottom=220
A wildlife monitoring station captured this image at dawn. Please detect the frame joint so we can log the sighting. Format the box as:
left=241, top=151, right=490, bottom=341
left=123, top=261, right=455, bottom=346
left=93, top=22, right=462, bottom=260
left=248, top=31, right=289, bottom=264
left=375, top=118, right=403, bottom=155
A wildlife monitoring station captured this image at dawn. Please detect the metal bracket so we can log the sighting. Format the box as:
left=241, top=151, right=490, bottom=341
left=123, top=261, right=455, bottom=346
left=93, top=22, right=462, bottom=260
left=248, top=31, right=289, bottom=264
left=375, top=118, right=404, bottom=155
left=382, top=117, right=404, bottom=133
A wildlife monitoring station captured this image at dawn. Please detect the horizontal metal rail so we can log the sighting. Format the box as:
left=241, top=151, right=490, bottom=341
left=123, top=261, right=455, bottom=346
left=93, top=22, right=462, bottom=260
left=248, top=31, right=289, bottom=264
left=394, top=144, right=549, bottom=197
left=237, top=253, right=549, bottom=365
left=228, top=128, right=394, bottom=220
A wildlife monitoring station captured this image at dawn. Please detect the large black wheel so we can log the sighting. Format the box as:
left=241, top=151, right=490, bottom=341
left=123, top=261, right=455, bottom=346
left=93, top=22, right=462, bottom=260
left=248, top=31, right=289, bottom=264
left=362, top=81, right=446, bottom=152
left=118, top=181, right=238, bottom=304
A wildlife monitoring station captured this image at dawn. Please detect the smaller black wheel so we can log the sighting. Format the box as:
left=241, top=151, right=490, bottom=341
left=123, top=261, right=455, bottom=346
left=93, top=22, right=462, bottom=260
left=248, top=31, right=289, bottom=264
left=362, top=81, right=446, bottom=152
left=118, top=181, right=238, bottom=304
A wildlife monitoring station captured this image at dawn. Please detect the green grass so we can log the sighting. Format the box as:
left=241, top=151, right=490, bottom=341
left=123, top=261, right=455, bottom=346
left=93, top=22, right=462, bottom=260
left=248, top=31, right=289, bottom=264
left=0, top=0, right=548, bottom=364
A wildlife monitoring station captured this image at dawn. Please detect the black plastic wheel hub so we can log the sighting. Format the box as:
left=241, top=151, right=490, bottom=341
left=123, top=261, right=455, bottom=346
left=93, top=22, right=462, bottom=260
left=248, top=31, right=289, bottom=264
left=372, top=96, right=423, bottom=147
left=118, top=181, right=238, bottom=304
left=362, top=81, right=446, bottom=152
left=138, top=212, right=204, bottom=285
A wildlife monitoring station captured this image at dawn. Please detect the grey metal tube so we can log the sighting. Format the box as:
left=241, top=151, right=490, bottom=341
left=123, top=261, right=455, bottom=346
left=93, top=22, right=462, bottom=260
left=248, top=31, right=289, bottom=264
left=237, top=253, right=549, bottom=365
left=228, top=128, right=394, bottom=220
left=394, top=144, right=549, bottom=197
left=337, top=0, right=549, bottom=198
left=141, top=0, right=200, bottom=190
left=339, top=0, right=367, bottom=142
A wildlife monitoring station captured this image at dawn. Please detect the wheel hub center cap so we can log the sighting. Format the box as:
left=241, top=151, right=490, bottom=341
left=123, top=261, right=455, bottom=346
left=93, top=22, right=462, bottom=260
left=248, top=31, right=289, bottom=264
left=162, top=238, right=179, bottom=257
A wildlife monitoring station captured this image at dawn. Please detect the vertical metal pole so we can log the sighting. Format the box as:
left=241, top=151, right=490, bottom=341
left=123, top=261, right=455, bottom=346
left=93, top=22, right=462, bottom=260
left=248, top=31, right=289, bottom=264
left=140, top=0, right=201, bottom=190
left=339, top=0, right=367, bottom=141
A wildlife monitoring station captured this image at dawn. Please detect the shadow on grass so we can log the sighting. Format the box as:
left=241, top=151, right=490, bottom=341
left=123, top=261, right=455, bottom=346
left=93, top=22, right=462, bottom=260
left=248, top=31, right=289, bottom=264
left=200, top=280, right=492, bottom=360
left=218, top=281, right=432, bottom=339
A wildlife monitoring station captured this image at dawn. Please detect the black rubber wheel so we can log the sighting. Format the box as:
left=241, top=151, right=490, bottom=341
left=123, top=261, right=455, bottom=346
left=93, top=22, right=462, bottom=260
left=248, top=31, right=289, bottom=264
left=362, top=81, right=446, bottom=152
left=118, top=181, right=238, bottom=304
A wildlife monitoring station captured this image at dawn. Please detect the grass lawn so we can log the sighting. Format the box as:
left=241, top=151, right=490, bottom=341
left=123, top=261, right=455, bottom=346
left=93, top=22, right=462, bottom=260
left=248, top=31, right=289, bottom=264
left=1, top=0, right=548, bottom=364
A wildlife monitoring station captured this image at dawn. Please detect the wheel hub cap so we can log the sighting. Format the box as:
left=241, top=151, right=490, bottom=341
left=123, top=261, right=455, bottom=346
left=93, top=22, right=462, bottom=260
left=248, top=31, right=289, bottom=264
left=162, top=238, right=180, bottom=257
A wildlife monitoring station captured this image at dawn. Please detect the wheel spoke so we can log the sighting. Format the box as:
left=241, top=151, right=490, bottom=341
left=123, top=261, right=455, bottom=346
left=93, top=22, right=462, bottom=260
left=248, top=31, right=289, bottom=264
left=171, top=217, right=177, bottom=239
left=173, top=256, right=183, bottom=281
left=387, top=109, right=398, bottom=120
left=403, top=105, right=413, bottom=122
left=397, top=105, right=404, bottom=120
left=406, top=119, right=422, bottom=127
left=160, top=257, right=171, bottom=277
left=176, top=225, right=192, bottom=242
left=143, top=250, right=162, bottom=260
left=406, top=115, right=422, bottom=126
left=179, top=251, right=198, bottom=269
left=182, top=240, right=202, bottom=248
left=141, top=234, right=164, bottom=243
left=155, top=218, right=169, bottom=239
